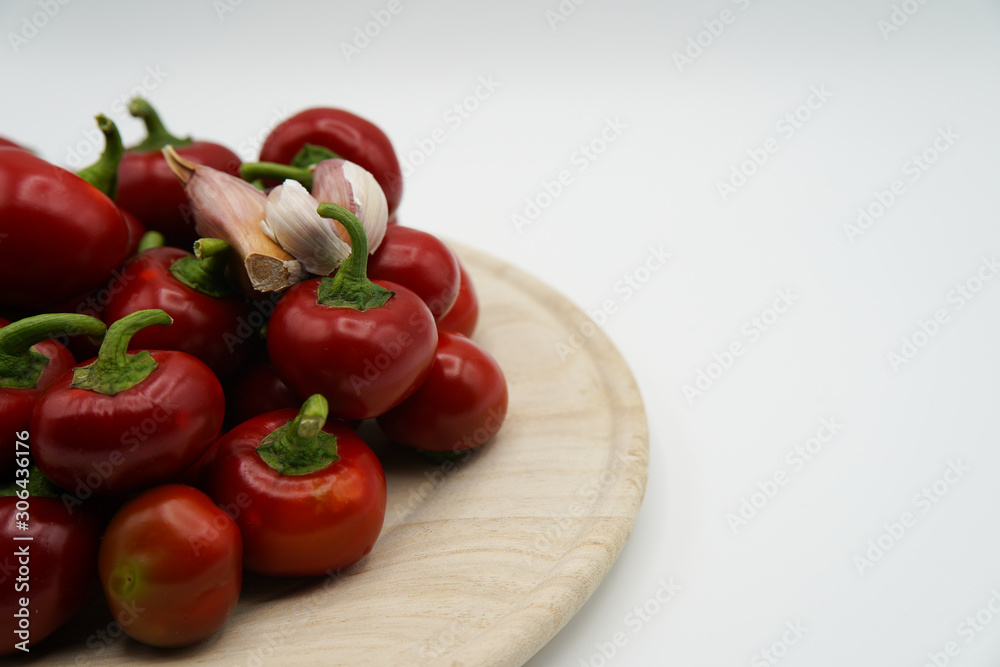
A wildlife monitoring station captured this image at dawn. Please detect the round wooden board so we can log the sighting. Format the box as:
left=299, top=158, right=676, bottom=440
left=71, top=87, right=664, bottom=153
left=19, top=244, right=649, bottom=667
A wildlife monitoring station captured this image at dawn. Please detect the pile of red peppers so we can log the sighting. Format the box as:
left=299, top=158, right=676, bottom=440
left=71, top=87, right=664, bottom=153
left=0, top=102, right=507, bottom=652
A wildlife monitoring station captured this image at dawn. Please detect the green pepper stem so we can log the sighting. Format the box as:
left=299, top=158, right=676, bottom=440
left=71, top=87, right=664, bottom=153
left=169, top=238, right=234, bottom=298
left=128, top=98, right=192, bottom=152
left=239, top=161, right=313, bottom=189
left=315, top=203, right=393, bottom=310
left=137, top=230, right=165, bottom=253
left=256, top=395, right=339, bottom=476
left=76, top=115, right=123, bottom=198
left=0, top=465, right=64, bottom=498
left=293, top=395, right=327, bottom=438
left=71, top=309, right=172, bottom=396
left=194, top=237, right=230, bottom=259
left=0, top=314, right=107, bottom=389
left=291, top=143, right=339, bottom=168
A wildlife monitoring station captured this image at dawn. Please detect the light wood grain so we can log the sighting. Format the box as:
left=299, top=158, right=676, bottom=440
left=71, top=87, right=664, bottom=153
left=20, top=244, right=649, bottom=667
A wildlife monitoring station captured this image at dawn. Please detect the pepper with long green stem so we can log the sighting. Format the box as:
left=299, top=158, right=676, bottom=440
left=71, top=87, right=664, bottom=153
left=267, top=204, right=438, bottom=419
left=116, top=98, right=242, bottom=248
left=32, top=309, right=225, bottom=495
left=0, top=313, right=107, bottom=478
left=315, top=202, right=393, bottom=309
left=73, top=113, right=143, bottom=255
left=127, top=98, right=193, bottom=151
left=76, top=114, right=124, bottom=198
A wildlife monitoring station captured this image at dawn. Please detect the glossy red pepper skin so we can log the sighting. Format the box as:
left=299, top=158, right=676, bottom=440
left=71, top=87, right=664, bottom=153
left=120, top=209, right=146, bottom=258
left=46, top=209, right=147, bottom=364
left=198, top=410, right=386, bottom=576
left=31, top=351, right=225, bottom=495
left=45, top=293, right=109, bottom=364
left=366, top=225, right=461, bottom=321
left=0, top=148, right=131, bottom=308
left=0, top=318, right=77, bottom=478
left=378, top=332, right=507, bottom=452
left=224, top=356, right=299, bottom=427
left=436, top=260, right=479, bottom=337
left=100, top=247, right=253, bottom=378
left=267, top=278, right=437, bottom=420
left=0, top=496, right=101, bottom=655
left=116, top=142, right=241, bottom=249
left=0, top=138, right=27, bottom=151
left=98, top=484, right=242, bottom=647
left=258, top=108, right=403, bottom=214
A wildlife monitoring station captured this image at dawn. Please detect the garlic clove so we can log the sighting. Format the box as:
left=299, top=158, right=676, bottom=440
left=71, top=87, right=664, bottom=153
left=311, top=159, right=388, bottom=254
left=162, top=146, right=307, bottom=292
left=263, top=180, right=352, bottom=276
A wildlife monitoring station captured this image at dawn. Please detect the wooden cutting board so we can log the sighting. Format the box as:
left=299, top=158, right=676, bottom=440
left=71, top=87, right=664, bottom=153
left=21, top=243, right=649, bottom=667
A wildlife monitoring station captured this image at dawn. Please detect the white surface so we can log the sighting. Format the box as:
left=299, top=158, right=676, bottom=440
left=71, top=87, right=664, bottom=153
left=3, top=1, right=1000, bottom=665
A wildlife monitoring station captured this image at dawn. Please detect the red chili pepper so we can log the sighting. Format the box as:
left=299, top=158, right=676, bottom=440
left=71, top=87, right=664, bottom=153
left=267, top=204, right=437, bottom=420
left=32, top=309, right=225, bottom=496
left=44, top=212, right=146, bottom=360
left=378, top=331, right=507, bottom=454
left=98, top=484, right=242, bottom=647
left=121, top=208, right=146, bottom=257
left=0, top=488, right=102, bottom=655
left=116, top=99, right=242, bottom=249
left=0, top=137, right=27, bottom=151
left=100, top=237, right=253, bottom=378
left=366, top=225, right=461, bottom=321
left=256, top=108, right=403, bottom=214
left=198, top=394, right=386, bottom=576
left=0, top=314, right=107, bottom=478
left=437, top=260, right=479, bottom=337
left=0, top=117, right=131, bottom=308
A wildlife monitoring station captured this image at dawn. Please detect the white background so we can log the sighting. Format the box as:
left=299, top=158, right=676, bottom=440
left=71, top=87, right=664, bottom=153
left=4, top=0, right=1000, bottom=665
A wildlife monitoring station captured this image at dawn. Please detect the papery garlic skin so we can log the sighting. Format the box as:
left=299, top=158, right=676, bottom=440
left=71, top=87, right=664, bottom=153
left=162, top=146, right=307, bottom=293
left=311, top=159, right=388, bottom=254
left=262, top=181, right=352, bottom=276
left=186, top=166, right=267, bottom=242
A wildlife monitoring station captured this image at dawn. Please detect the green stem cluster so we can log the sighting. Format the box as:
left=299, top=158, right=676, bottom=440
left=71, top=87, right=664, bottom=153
left=128, top=98, right=192, bottom=152
left=71, top=309, right=172, bottom=396
left=76, top=115, right=123, bottom=198
left=0, top=314, right=106, bottom=389
left=256, top=395, right=339, bottom=475
left=169, top=238, right=235, bottom=298
left=315, top=203, right=393, bottom=311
